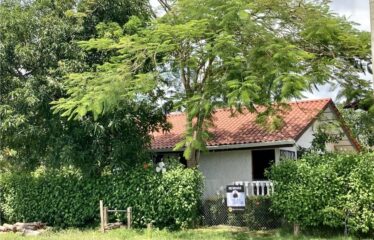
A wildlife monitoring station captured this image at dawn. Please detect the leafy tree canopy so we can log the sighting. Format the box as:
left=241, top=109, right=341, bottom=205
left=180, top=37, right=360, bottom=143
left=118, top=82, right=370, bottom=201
left=340, top=108, right=374, bottom=149
left=77, top=0, right=154, bottom=38
left=53, top=0, right=371, bottom=162
left=0, top=0, right=165, bottom=174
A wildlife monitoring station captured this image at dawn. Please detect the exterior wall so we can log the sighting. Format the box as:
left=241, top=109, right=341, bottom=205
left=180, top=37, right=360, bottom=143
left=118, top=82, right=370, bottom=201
left=320, top=106, right=356, bottom=152
left=296, top=105, right=357, bottom=152
left=198, top=150, right=252, bottom=198
left=296, top=125, right=315, bottom=149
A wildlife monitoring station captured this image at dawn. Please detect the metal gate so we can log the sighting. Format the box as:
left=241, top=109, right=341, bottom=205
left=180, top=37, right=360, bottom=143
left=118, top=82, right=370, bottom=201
left=201, top=181, right=281, bottom=229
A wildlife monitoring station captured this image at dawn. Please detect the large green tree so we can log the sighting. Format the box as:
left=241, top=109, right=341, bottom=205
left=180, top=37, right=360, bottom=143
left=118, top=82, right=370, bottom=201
left=340, top=108, right=374, bottom=149
left=0, top=0, right=165, bottom=174
left=53, top=0, right=371, bottom=165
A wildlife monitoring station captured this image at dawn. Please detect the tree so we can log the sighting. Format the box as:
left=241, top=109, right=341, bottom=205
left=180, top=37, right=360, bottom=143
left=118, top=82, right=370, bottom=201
left=77, top=0, right=154, bottom=38
left=53, top=0, right=371, bottom=165
left=0, top=0, right=165, bottom=174
left=340, top=108, right=374, bottom=149
left=0, top=0, right=84, bottom=170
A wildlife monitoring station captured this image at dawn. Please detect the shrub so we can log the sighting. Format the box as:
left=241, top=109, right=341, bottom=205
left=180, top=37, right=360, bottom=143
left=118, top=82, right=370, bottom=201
left=268, top=152, right=374, bottom=236
left=0, top=163, right=203, bottom=229
left=244, top=197, right=281, bottom=230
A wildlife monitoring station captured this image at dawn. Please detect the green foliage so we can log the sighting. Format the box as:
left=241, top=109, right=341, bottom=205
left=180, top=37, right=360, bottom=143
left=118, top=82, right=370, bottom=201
left=77, top=0, right=153, bottom=38
left=0, top=0, right=83, bottom=171
left=310, top=120, right=344, bottom=153
left=0, top=164, right=203, bottom=229
left=340, top=108, right=374, bottom=148
left=269, top=152, right=374, bottom=236
left=53, top=0, right=371, bottom=160
left=0, top=0, right=163, bottom=173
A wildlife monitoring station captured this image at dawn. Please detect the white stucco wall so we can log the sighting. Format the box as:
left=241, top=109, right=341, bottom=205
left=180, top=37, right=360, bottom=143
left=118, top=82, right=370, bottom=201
left=296, top=124, right=315, bottom=149
left=295, top=105, right=357, bottom=152
left=198, top=150, right=252, bottom=198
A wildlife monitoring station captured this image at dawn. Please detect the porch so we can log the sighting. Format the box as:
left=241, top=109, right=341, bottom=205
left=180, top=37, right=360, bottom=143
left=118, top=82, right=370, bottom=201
left=233, top=181, right=274, bottom=196
left=208, top=180, right=274, bottom=198
left=199, top=148, right=286, bottom=198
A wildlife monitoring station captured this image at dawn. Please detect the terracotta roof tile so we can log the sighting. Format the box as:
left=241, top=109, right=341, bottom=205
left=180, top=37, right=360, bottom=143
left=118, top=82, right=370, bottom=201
left=151, top=98, right=332, bottom=150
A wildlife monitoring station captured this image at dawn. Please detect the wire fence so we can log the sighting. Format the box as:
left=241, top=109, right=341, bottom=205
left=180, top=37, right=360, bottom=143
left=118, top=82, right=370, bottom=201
left=201, top=196, right=281, bottom=230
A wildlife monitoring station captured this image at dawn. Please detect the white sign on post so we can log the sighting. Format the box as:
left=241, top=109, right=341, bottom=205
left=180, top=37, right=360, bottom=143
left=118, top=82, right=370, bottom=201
left=226, top=185, right=245, bottom=211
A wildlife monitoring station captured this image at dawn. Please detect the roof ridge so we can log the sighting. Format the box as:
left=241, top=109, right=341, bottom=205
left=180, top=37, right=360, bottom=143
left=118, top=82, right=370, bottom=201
left=288, top=98, right=332, bottom=104
left=166, top=98, right=332, bottom=116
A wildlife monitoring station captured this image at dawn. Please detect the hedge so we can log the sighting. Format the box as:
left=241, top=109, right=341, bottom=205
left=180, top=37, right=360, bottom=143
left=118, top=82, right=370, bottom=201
left=269, top=152, right=374, bottom=236
left=0, top=163, right=203, bottom=229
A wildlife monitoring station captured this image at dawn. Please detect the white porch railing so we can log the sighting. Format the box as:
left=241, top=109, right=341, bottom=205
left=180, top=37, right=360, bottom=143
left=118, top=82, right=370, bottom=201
left=233, top=181, right=274, bottom=196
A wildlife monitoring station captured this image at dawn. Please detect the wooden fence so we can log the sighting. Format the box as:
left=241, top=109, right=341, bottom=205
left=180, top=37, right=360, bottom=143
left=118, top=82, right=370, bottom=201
left=99, top=200, right=132, bottom=232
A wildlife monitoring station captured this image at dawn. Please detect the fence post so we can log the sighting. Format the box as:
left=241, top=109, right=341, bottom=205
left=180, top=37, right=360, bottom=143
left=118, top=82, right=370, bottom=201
left=293, top=223, right=300, bottom=236
left=127, top=207, right=132, bottom=229
left=103, top=207, right=108, bottom=228
left=100, top=200, right=104, bottom=232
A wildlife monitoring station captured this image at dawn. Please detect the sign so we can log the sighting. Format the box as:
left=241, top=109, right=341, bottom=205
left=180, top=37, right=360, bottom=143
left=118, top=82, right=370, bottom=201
left=226, top=185, right=245, bottom=211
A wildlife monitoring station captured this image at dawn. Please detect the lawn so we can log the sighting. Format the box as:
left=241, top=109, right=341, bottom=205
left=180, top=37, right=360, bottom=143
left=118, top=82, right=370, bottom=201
left=1, top=227, right=352, bottom=240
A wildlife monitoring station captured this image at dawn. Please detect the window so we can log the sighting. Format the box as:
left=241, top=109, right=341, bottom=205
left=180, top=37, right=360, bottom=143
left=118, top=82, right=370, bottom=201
left=280, top=150, right=296, bottom=160
left=252, top=149, right=275, bottom=180
left=153, top=153, right=187, bottom=167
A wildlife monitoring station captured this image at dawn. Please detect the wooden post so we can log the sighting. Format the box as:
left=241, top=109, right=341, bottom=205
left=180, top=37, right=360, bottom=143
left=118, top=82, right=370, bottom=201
left=127, top=207, right=132, bottom=229
left=100, top=200, right=105, bottom=232
left=293, top=223, right=300, bottom=236
left=147, top=223, right=152, bottom=230
left=146, top=223, right=153, bottom=239
left=103, top=207, right=108, bottom=228
left=114, top=208, right=118, bottom=223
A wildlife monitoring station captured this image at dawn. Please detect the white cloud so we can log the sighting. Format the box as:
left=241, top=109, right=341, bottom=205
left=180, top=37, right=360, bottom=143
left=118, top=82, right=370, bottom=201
left=330, top=0, right=370, bottom=31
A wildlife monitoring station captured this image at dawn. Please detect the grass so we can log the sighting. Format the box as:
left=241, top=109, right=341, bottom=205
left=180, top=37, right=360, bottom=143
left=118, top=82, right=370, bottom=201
left=0, top=226, right=354, bottom=240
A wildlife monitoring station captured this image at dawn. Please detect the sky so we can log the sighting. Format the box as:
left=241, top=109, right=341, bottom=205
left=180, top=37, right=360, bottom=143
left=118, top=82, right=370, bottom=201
left=330, top=0, right=370, bottom=31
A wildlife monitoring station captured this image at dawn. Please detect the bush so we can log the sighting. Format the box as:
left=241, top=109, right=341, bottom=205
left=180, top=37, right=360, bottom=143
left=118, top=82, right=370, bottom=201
left=269, top=152, right=374, bottom=236
left=0, top=163, right=203, bottom=229
left=244, top=197, right=281, bottom=230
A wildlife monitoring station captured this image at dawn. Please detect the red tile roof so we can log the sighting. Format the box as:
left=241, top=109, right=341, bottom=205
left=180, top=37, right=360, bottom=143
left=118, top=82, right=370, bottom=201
left=151, top=98, right=333, bottom=150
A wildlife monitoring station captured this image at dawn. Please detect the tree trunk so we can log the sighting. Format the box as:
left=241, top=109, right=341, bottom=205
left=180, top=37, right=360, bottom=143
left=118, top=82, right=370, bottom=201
left=184, top=101, right=204, bottom=168
left=186, top=149, right=198, bottom=168
left=186, top=129, right=200, bottom=168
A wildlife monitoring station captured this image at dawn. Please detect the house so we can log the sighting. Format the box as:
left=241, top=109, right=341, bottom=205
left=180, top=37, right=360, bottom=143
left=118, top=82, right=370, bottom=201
left=151, top=98, right=360, bottom=198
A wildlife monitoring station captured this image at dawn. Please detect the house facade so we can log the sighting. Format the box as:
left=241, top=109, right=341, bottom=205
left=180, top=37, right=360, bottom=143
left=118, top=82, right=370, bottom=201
left=151, top=98, right=360, bottom=198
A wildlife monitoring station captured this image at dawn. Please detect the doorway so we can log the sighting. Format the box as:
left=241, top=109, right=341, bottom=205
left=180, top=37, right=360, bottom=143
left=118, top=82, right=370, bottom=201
left=252, top=149, right=275, bottom=180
